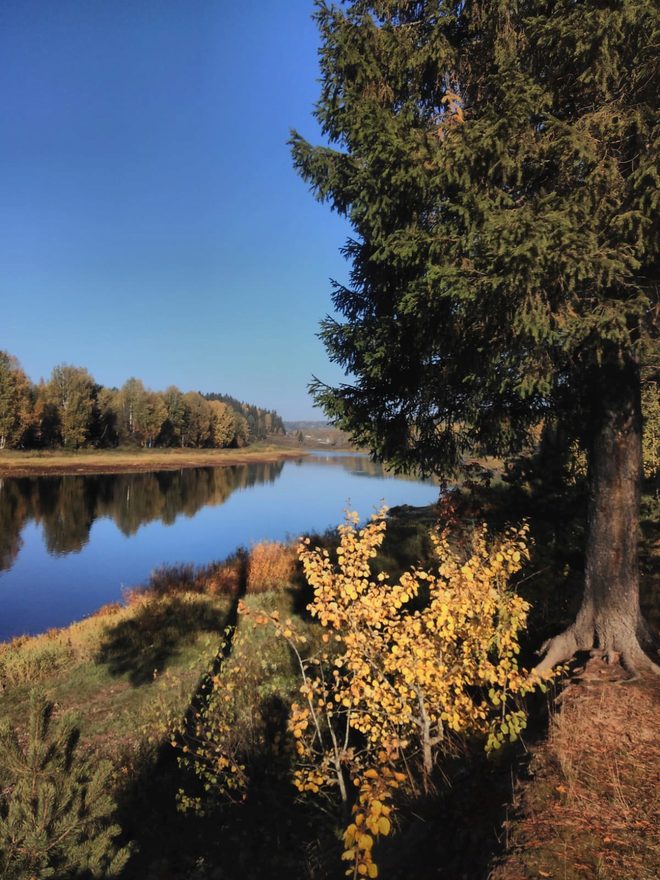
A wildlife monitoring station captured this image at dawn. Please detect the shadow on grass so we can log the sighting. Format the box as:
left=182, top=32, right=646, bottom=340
left=96, top=550, right=251, bottom=687
left=374, top=689, right=557, bottom=880
left=114, top=665, right=341, bottom=879
left=95, top=595, right=226, bottom=686
left=110, top=567, right=558, bottom=880
left=113, top=695, right=555, bottom=880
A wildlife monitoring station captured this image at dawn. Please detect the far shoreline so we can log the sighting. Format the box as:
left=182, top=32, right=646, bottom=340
left=0, top=445, right=308, bottom=478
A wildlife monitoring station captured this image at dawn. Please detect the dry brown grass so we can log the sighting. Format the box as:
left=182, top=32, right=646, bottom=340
left=205, top=559, right=244, bottom=595
left=139, top=557, right=244, bottom=598
left=135, top=541, right=296, bottom=600
left=0, top=606, right=135, bottom=688
left=247, top=541, right=296, bottom=593
left=493, top=658, right=660, bottom=880
left=0, top=446, right=305, bottom=477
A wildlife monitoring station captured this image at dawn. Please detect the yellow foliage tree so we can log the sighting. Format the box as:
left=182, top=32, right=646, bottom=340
left=247, top=510, right=550, bottom=879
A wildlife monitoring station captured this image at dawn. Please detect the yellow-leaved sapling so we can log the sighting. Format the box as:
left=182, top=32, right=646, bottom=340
left=270, top=509, right=551, bottom=879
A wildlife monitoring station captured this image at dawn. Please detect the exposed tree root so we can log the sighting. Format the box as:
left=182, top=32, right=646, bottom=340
left=618, top=644, right=660, bottom=680
left=535, top=627, right=584, bottom=674
left=535, top=621, right=660, bottom=681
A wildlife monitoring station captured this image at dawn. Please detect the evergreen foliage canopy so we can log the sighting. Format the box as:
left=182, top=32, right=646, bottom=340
left=293, top=0, right=658, bottom=475
left=293, top=0, right=659, bottom=673
left=0, top=695, right=131, bottom=879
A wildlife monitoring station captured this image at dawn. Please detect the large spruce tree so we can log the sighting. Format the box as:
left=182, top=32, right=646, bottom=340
left=292, top=1, right=658, bottom=673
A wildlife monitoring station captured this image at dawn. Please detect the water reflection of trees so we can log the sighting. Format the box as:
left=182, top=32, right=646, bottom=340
left=0, top=478, right=27, bottom=570
left=305, top=453, right=439, bottom=483
left=0, top=462, right=284, bottom=568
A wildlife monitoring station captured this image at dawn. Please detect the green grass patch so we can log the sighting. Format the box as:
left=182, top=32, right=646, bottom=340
left=0, top=592, right=232, bottom=754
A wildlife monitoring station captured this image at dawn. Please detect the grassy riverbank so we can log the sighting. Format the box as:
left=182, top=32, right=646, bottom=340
left=0, top=539, right=332, bottom=878
left=1, top=491, right=657, bottom=879
left=0, top=445, right=305, bottom=477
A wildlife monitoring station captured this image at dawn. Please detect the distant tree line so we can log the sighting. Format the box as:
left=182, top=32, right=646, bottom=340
left=0, top=351, right=285, bottom=451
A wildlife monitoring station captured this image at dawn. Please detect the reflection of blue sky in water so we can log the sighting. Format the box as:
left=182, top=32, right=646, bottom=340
left=0, top=455, right=439, bottom=640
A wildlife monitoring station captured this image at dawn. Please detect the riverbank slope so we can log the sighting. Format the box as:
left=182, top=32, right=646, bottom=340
left=1, top=496, right=657, bottom=879
left=0, top=445, right=306, bottom=477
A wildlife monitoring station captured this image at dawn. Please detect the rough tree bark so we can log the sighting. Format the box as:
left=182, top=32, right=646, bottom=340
left=536, top=356, right=658, bottom=676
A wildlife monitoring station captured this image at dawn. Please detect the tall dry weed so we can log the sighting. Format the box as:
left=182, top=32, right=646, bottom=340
left=247, top=541, right=295, bottom=593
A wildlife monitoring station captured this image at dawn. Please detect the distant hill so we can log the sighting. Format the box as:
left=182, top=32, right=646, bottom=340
left=284, top=421, right=355, bottom=448
left=284, top=420, right=330, bottom=432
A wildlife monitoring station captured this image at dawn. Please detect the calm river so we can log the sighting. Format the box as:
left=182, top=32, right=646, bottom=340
left=0, top=452, right=439, bottom=641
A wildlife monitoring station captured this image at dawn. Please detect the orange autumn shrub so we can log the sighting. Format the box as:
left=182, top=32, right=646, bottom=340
left=247, top=541, right=296, bottom=593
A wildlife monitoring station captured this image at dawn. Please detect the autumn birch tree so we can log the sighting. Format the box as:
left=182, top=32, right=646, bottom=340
left=0, top=352, right=31, bottom=449
left=47, top=364, right=95, bottom=449
left=243, top=511, right=546, bottom=878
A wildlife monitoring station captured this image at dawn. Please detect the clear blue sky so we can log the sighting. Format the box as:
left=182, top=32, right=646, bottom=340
left=0, top=0, right=351, bottom=420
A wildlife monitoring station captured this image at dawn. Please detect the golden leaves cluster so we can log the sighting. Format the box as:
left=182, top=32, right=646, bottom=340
left=291, top=510, right=547, bottom=877
left=342, top=763, right=402, bottom=878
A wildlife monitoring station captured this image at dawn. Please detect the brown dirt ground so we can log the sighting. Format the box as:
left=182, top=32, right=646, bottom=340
left=491, top=657, right=660, bottom=880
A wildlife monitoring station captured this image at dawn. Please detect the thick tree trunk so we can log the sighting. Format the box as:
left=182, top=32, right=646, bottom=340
left=536, top=357, right=657, bottom=676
